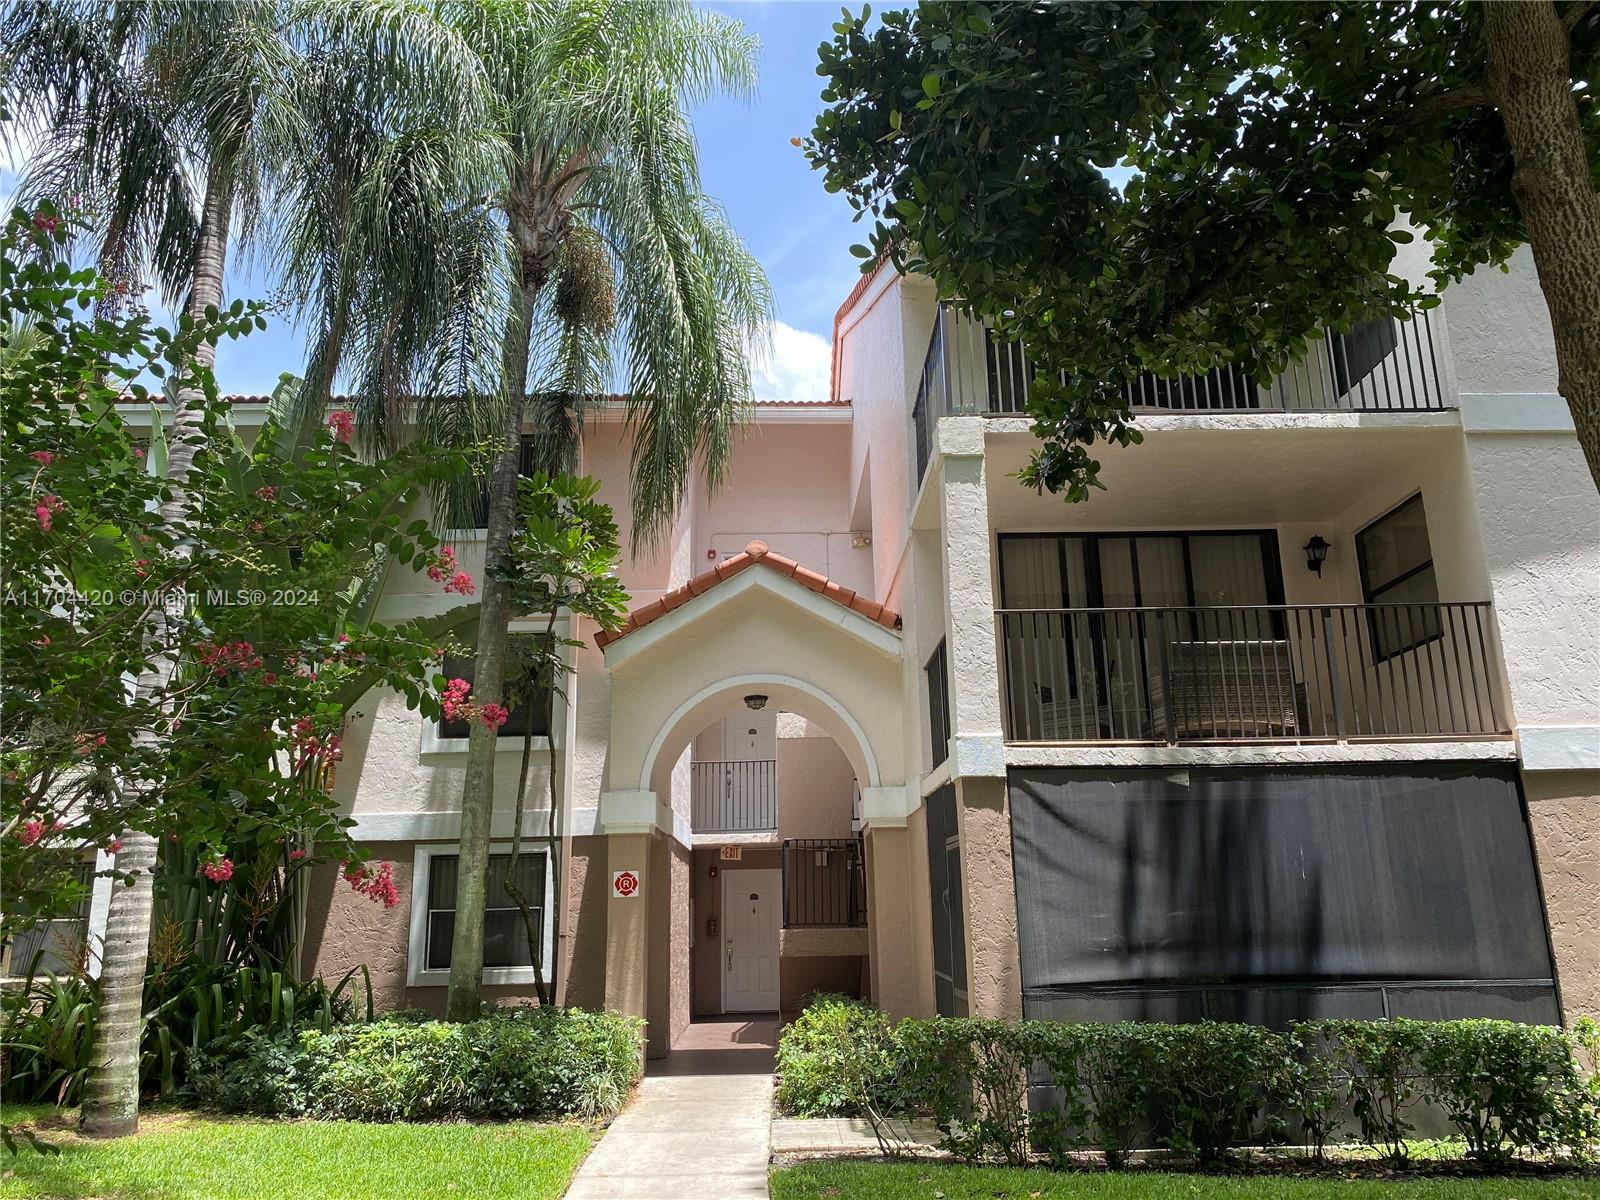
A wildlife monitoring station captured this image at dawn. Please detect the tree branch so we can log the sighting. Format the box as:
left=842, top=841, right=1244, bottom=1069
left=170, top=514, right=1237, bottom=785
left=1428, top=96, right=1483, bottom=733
left=1563, top=0, right=1596, bottom=33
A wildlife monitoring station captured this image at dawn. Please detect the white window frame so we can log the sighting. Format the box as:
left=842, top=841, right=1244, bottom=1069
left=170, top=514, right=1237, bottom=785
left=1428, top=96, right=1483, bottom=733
left=420, top=617, right=568, bottom=755
left=406, top=841, right=557, bottom=987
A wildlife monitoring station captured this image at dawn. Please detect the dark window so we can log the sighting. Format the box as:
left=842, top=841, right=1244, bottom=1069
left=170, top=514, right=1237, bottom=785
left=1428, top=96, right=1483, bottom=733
left=424, top=851, right=546, bottom=971
left=1329, top=315, right=1399, bottom=396
left=471, top=435, right=540, bottom=528
left=925, top=640, right=951, bottom=768
left=1356, top=494, right=1440, bottom=660
left=437, top=652, right=548, bottom=740
left=4, top=861, right=91, bottom=977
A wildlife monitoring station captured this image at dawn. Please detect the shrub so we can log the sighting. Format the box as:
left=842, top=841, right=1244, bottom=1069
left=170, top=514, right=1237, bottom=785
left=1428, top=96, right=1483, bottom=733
left=0, top=958, right=363, bottom=1106
left=1308, top=1018, right=1427, bottom=1164
left=1146, top=1021, right=1293, bottom=1163
left=186, top=1005, right=644, bottom=1122
left=775, top=994, right=903, bottom=1118
left=1417, top=1019, right=1595, bottom=1164
left=772, top=1006, right=1599, bottom=1168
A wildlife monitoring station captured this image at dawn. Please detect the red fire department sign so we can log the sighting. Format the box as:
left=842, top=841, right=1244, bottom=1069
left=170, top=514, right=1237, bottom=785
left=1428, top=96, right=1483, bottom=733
left=612, top=870, right=640, bottom=898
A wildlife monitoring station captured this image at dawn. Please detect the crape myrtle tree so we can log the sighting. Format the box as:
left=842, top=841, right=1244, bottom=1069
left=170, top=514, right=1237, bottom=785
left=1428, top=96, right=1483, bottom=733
left=806, top=0, right=1600, bottom=497
left=0, top=207, right=471, bottom=1135
left=430, top=0, right=773, bottom=1022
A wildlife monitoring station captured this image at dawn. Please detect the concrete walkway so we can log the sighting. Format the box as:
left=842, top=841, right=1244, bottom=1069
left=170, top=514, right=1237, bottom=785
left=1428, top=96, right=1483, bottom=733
left=565, top=1017, right=777, bottom=1200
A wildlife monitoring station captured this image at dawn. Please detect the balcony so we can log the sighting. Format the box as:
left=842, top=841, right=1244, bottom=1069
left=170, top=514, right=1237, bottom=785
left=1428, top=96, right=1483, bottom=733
left=690, top=759, right=777, bottom=833
left=781, top=837, right=867, bottom=928
left=913, top=302, right=1450, bottom=480
left=997, top=602, right=1508, bottom=744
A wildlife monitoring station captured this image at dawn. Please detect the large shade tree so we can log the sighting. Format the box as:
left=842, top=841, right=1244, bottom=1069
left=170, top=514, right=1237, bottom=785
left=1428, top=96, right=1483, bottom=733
left=414, top=0, right=772, bottom=1022
left=807, top=0, right=1600, bottom=495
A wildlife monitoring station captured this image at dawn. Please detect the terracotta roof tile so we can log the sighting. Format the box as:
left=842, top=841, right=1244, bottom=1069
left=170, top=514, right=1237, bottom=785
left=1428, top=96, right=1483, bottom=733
left=595, top=540, right=901, bottom=650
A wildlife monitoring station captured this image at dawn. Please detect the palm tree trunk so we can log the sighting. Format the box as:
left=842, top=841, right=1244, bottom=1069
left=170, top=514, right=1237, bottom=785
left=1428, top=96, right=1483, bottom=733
left=444, top=279, right=537, bottom=1022
left=80, top=168, right=233, bottom=1138
left=1483, top=0, right=1600, bottom=490
left=445, top=169, right=570, bottom=1020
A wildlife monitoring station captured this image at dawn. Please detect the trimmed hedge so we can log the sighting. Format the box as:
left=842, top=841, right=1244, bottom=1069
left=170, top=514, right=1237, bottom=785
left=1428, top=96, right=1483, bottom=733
left=187, top=1005, right=643, bottom=1122
left=775, top=1004, right=1600, bottom=1167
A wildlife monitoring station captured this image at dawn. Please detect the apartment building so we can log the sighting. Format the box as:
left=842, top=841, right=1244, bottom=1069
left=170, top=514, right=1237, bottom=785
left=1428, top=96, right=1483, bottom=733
left=29, top=246, right=1589, bottom=1061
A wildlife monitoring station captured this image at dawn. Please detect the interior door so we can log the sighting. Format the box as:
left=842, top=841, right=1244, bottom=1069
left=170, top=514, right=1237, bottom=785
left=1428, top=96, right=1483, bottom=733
left=723, top=868, right=780, bottom=1012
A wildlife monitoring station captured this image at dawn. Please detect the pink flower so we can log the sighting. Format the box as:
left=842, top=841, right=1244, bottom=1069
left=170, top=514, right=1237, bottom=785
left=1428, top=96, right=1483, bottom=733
left=425, top=546, right=458, bottom=583
left=106, top=839, right=124, bottom=853
left=443, top=571, right=475, bottom=596
left=133, top=446, right=145, bottom=460
left=19, top=819, right=44, bottom=846
left=254, top=485, right=277, bottom=500
left=479, top=702, right=509, bottom=730
left=261, top=671, right=277, bottom=685
left=35, top=634, right=49, bottom=647
left=343, top=861, right=400, bottom=907
left=328, top=410, right=355, bottom=445
left=336, top=633, right=350, bottom=644
left=34, top=494, right=63, bottom=532
left=288, top=848, right=307, bottom=861
left=29, top=450, right=53, bottom=466
left=31, top=212, right=57, bottom=235
left=202, top=857, right=234, bottom=883
left=440, top=677, right=472, bottom=722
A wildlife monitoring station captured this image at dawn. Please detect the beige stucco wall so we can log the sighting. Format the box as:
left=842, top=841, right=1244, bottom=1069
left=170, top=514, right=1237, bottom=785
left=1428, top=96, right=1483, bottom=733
left=776, top=725, right=857, bottom=841
left=957, top=776, right=1022, bottom=1021
left=560, top=834, right=607, bottom=1010
left=301, top=843, right=544, bottom=1016
left=1524, top=770, right=1600, bottom=1023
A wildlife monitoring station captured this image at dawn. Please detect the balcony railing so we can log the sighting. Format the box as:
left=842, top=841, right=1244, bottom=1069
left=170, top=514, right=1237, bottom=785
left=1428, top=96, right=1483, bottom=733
left=914, top=302, right=1450, bottom=477
left=782, top=837, right=867, bottom=928
left=691, top=759, right=777, bottom=833
left=997, top=603, right=1508, bottom=744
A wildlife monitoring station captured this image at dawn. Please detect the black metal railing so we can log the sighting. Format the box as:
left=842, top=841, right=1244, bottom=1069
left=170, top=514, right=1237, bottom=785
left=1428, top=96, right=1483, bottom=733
left=917, top=301, right=1450, bottom=440
left=782, top=837, right=867, bottom=928
left=690, top=759, right=777, bottom=833
left=997, top=602, right=1507, bottom=744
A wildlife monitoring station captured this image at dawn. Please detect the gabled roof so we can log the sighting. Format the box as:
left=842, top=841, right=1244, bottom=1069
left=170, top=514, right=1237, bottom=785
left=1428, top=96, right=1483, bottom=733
left=594, top=540, right=900, bottom=649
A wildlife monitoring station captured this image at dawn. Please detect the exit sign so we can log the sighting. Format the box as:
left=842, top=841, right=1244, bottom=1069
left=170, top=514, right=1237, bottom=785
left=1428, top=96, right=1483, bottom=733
left=719, top=845, right=743, bottom=862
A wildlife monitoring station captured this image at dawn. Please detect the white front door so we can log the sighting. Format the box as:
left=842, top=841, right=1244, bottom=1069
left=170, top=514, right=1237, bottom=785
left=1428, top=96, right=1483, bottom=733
left=722, top=868, right=780, bottom=1012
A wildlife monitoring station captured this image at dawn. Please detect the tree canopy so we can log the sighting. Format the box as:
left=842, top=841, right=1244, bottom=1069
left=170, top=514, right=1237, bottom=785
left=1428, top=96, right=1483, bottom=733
left=808, top=0, right=1600, bottom=497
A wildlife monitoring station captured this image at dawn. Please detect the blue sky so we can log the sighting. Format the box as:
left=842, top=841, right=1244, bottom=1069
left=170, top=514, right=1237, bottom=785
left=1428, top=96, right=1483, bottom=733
left=6, top=1, right=868, bottom=402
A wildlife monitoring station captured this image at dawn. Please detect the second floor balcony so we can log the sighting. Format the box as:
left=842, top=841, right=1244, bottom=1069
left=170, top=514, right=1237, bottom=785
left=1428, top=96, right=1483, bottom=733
left=914, top=302, right=1450, bottom=481
left=997, top=601, right=1508, bottom=745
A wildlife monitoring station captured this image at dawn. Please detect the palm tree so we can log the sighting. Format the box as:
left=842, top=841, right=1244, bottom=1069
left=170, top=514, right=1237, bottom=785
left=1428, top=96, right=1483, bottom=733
left=2, top=0, right=489, bottom=1134
left=422, top=0, right=772, bottom=1021
left=6, top=0, right=301, bottom=1136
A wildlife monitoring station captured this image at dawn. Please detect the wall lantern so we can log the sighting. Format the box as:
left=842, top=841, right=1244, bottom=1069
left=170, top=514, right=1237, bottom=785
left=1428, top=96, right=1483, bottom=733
left=743, top=694, right=768, bottom=711
left=1303, top=535, right=1331, bottom=577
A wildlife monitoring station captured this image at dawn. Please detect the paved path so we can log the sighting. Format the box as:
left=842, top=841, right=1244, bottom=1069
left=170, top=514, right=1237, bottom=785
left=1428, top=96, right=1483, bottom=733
left=565, top=1018, right=776, bottom=1200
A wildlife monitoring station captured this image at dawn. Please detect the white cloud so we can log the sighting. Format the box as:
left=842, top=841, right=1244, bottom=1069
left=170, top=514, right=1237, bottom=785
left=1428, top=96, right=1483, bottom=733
left=751, top=320, right=832, bottom=404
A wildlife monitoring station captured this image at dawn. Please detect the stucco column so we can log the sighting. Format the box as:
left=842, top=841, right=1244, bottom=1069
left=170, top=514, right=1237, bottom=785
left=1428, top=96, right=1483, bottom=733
left=863, top=823, right=918, bottom=1019
left=1523, top=769, right=1600, bottom=1023
left=603, top=832, right=651, bottom=1020
left=956, top=775, right=1022, bottom=1020
left=937, top=417, right=1006, bottom=771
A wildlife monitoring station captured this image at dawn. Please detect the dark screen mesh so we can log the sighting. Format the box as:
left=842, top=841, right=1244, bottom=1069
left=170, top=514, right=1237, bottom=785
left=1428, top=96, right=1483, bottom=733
left=1009, top=764, right=1557, bottom=1025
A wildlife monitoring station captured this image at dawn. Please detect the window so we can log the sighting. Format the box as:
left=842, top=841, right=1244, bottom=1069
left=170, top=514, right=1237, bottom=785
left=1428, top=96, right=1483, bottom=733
left=926, top=639, right=951, bottom=769
left=409, top=845, right=553, bottom=985
left=434, top=650, right=548, bottom=742
left=1357, top=493, right=1441, bottom=660
left=469, top=435, right=539, bottom=529
left=1329, top=314, right=1399, bottom=396
left=3, top=861, right=91, bottom=978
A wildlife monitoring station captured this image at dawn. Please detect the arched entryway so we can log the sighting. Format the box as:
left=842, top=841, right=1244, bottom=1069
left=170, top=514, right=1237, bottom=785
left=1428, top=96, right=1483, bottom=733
left=589, top=543, right=915, bottom=1057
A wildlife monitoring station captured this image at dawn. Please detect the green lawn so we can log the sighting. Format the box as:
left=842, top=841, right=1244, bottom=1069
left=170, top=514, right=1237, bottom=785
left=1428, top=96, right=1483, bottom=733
left=0, top=1105, right=594, bottom=1200
left=770, top=1160, right=1600, bottom=1200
